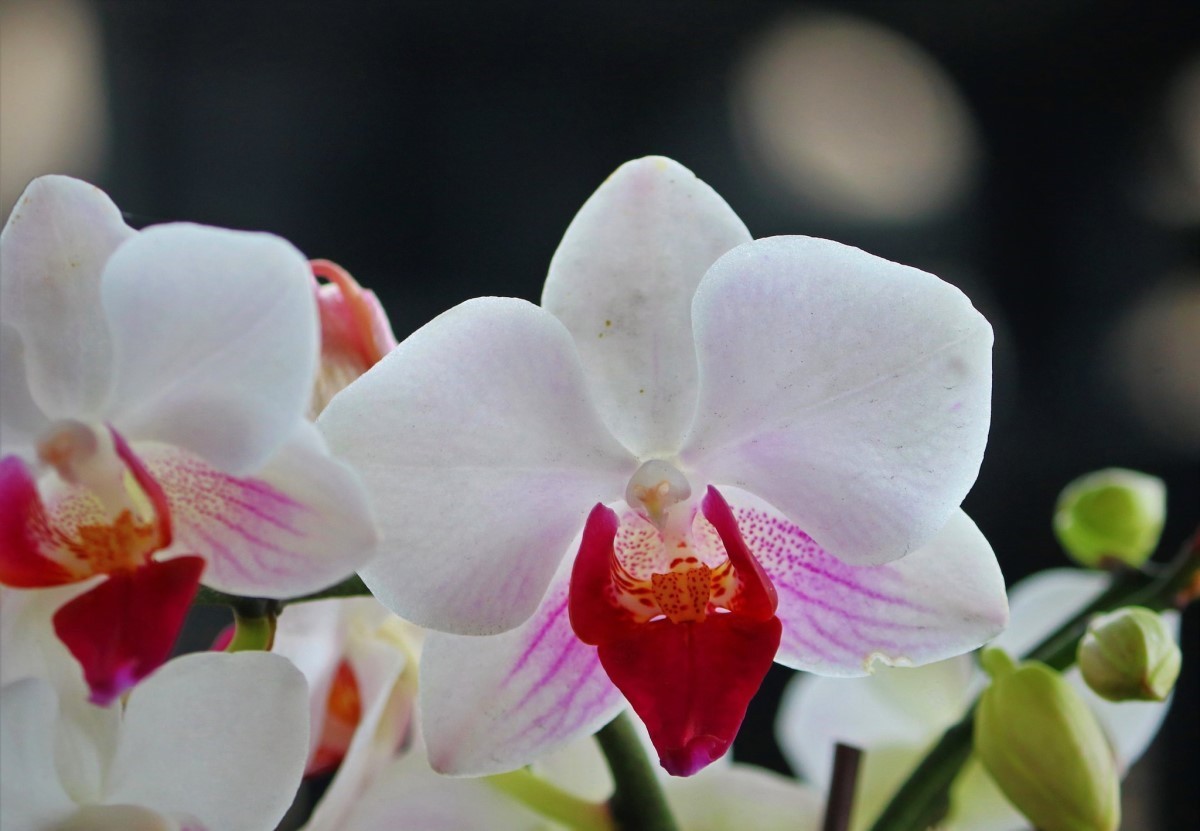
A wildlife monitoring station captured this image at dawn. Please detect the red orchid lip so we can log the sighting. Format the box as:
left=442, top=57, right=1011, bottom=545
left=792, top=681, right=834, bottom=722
left=568, top=486, right=781, bottom=776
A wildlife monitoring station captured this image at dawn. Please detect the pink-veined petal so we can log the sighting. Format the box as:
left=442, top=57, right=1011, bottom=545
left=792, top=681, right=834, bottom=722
left=711, top=490, right=1006, bottom=675
left=0, top=176, right=133, bottom=419
left=53, top=556, right=205, bottom=705
left=0, top=678, right=77, bottom=830
left=682, top=236, right=993, bottom=566
left=319, top=297, right=633, bottom=635
left=102, top=224, right=317, bottom=474
left=0, top=323, right=49, bottom=455
left=420, top=558, right=625, bottom=776
left=138, top=421, right=377, bottom=597
left=336, top=742, right=549, bottom=831
left=542, top=157, right=751, bottom=458
left=996, top=568, right=1177, bottom=771
left=104, top=651, right=309, bottom=831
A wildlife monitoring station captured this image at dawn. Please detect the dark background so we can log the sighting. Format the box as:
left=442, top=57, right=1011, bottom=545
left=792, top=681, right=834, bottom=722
left=16, top=1, right=1200, bottom=827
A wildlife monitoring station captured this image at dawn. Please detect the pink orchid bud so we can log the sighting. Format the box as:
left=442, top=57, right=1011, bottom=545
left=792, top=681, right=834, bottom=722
left=310, top=259, right=398, bottom=416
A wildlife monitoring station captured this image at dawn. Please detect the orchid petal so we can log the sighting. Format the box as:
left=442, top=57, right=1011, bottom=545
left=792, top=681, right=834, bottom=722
left=270, top=599, right=351, bottom=762
left=777, top=658, right=975, bottom=789
left=56, top=804, right=197, bottom=831
left=338, top=746, right=547, bottom=831
left=665, top=764, right=823, bottom=831
left=0, top=323, right=49, bottom=454
left=319, top=297, right=633, bottom=634
left=105, top=651, right=309, bottom=831
left=139, top=422, right=377, bottom=597
left=420, top=558, right=625, bottom=776
left=0, top=176, right=133, bottom=419
left=102, top=224, right=317, bottom=473
left=996, top=568, right=1177, bottom=770
left=0, top=678, right=76, bottom=830
left=53, top=556, right=205, bottom=705
left=303, top=603, right=417, bottom=831
left=543, top=156, right=751, bottom=457
left=716, top=490, right=1006, bottom=674
left=682, top=236, right=993, bottom=566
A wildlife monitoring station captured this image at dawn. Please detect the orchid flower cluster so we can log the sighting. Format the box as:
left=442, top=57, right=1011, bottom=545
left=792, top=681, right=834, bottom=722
left=0, top=161, right=1193, bottom=831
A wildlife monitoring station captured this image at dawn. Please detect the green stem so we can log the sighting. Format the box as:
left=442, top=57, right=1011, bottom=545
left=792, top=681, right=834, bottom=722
left=226, top=607, right=276, bottom=652
left=487, top=768, right=614, bottom=831
left=192, top=573, right=371, bottom=607
left=868, top=529, right=1200, bottom=831
left=594, top=713, right=680, bottom=831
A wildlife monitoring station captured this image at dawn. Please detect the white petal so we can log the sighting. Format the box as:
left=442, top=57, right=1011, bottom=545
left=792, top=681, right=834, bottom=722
left=105, top=652, right=309, bottom=831
left=0, top=678, right=76, bottom=830
left=0, top=323, right=49, bottom=455
left=777, top=658, right=974, bottom=788
left=304, top=604, right=418, bottom=831
left=718, top=490, right=1007, bottom=674
left=664, top=764, right=824, bottom=831
left=140, top=421, right=378, bottom=597
left=319, top=297, right=633, bottom=634
left=682, top=236, right=993, bottom=565
left=270, top=598, right=352, bottom=761
left=543, top=156, right=751, bottom=457
left=338, top=746, right=547, bottom=831
left=419, top=559, right=625, bottom=776
left=102, top=224, right=317, bottom=473
left=0, top=176, right=133, bottom=418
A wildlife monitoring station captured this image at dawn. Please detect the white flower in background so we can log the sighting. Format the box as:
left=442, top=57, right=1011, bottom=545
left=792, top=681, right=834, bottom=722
left=778, top=569, right=1179, bottom=831
left=268, top=597, right=420, bottom=831
left=0, top=175, right=378, bottom=703
left=319, top=156, right=1006, bottom=776
left=0, top=651, right=310, bottom=831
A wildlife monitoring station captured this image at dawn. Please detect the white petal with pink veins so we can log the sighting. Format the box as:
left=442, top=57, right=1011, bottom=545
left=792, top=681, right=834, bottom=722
left=708, top=489, right=1006, bottom=675
left=543, top=156, right=751, bottom=458
left=102, top=223, right=317, bottom=474
left=0, top=175, right=133, bottom=419
left=683, top=235, right=992, bottom=566
left=139, top=422, right=377, bottom=597
left=319, top=297, right=634, bottom=635
left=104, top=652, right=309, bottom=831
left=420, top=557, right=625, bottom=776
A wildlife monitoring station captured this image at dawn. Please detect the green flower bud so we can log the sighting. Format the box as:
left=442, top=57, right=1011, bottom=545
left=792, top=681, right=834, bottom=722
left=1053, top=468, right=1165, bottom=568
left=1078, top=607, right=1181, bottom=702
left=974, top=649, right=1120, bottom=831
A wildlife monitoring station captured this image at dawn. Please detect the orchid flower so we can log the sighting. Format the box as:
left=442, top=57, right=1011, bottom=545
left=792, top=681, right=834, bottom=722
left=0, top=650, right=310, bottom=831
left=268, top=597, right=420, bottom=831
left=318, top=156, right=1007, bottom=776
left=778, top=569, right=1180, bottom=831
left=0, top=176, right=378, bottom=704
left=309, top=259, right=398, bottom=417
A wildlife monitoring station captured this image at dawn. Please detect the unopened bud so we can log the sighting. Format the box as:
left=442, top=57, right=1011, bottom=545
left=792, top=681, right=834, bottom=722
left=1053, top=468, right=1165, bottom=568
left=974, top=649, right=1120, bottom=831
left=1078, top=607, right=1180, bottom=702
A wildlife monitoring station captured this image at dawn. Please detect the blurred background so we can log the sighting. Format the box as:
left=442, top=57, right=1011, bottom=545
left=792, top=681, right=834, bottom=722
left=2, top=0, right=1197, bottom=827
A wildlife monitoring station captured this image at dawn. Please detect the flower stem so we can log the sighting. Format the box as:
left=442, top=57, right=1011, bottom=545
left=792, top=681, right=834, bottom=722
left=227, top=606, right=276, bottom=651
left=868, top=528, right=1200, bottom=831
left=192, top=573, right=372, bottom=607
left=487, top=768, right=614, bottom=831
left=595, top=712, right=680, bottom=831
left=822, top=743, right=864, bottom=831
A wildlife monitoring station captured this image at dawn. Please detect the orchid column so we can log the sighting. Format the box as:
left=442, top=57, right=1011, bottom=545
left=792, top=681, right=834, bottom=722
left=318, top=156, right=1009, bottom=778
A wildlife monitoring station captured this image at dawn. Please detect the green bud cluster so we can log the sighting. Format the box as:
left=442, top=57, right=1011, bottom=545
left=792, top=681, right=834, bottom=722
left=974, top=649, right=1119, bottom=831
left=1053, top=468, right=1165, bottom=568
left=1078, top=607, right=1181, bottom=702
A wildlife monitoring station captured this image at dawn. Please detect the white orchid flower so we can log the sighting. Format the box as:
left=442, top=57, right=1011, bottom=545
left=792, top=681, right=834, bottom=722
left=0, top=176, right=378, bottom=705
left=0, top=651, right=309, bottom=831
left=267, top=597, right=420, bottom=831
left=778, top=569, right=1179, bottom=831
left=319, top=156, right=1007, bottom=776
